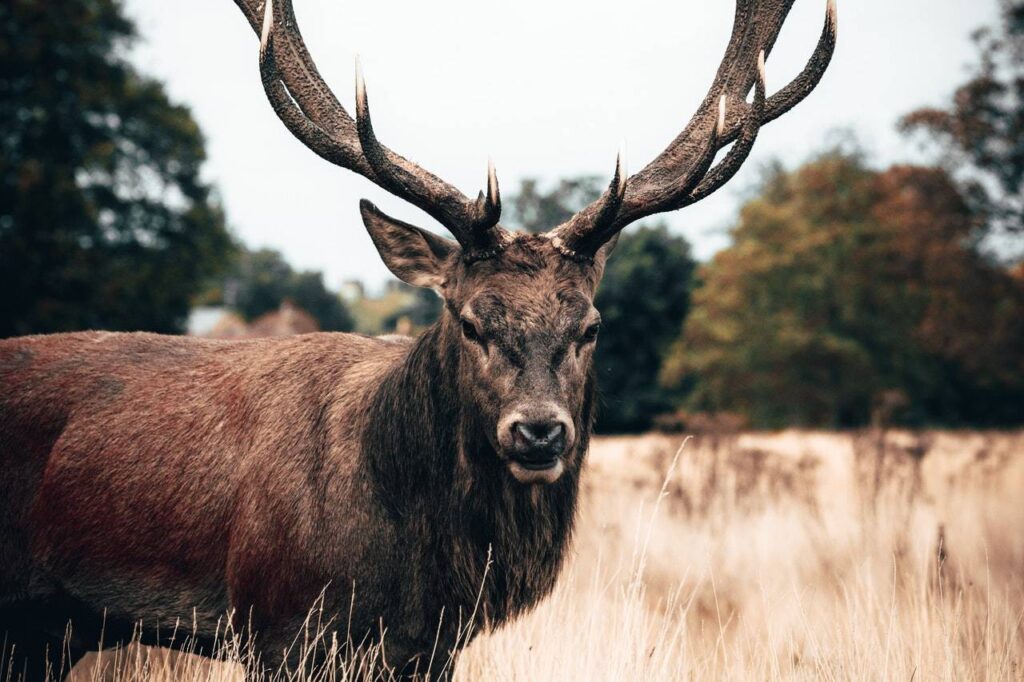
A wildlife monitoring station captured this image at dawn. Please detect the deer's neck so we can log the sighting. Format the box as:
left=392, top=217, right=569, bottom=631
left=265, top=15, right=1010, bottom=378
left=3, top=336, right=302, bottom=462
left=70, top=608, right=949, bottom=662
left=363, top=320, right=589, bottom=628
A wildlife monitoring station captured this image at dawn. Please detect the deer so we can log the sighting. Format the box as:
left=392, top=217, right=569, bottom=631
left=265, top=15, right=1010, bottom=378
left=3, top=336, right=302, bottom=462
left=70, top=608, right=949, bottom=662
left=0, top=0, right=835, bottom=678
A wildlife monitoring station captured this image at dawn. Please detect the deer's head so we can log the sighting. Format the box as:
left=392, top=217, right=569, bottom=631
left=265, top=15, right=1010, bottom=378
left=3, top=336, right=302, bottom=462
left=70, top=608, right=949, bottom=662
left=237, top=0, right=836, bottom=483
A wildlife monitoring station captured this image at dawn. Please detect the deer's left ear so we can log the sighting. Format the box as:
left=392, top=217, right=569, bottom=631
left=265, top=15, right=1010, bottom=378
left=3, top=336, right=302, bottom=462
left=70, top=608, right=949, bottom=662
left=360, top=200, right=457, bottom=290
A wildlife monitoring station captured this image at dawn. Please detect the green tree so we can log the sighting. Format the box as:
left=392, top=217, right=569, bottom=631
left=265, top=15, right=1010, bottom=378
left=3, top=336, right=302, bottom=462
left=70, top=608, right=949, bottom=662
left=900, top=0, right=1024, bottom=239
left=594, top=226, right=696, bottom=432
left=662, top=149, right=1024, bottom=428
left=210, top=248, right=354, bottom=332
left=0, top=0, right=233, bottom=337
left=504, top=178, right=697, bottom=432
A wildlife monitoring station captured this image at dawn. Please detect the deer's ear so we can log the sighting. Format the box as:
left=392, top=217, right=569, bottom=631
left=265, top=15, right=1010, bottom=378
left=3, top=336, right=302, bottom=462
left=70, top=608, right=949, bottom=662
left=360, top=200, right=457, bottom=290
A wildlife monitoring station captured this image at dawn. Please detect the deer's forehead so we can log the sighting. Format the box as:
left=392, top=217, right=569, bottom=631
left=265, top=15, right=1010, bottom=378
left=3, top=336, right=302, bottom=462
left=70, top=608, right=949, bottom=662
left=449, top=238, right=600, bottom=331
left=465, top=286, right=593, bottom=330
left=455, top=238, right=597, bottom=294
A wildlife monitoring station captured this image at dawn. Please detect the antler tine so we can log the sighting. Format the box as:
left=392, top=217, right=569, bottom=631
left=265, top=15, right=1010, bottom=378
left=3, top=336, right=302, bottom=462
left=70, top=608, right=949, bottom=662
left=767, top=0, right=837, bottom=118
left=239, top=0, right=354, bottom=136
left=238, top=0, right=507, bottom=255
left=686, top=49, right=768, bottom=204
left=551, top=149, right=629, bottom=260
left=486, top=158, right=501, bottom=222
left=554, top=0, right=837, bottom=257
left=257, top=1, right=371, bottom=173
left=272, top=0, right=354, bottom=134
left=553, top=92, right=729, bottom=257
left=233, top=0, right=264, bottom=36
left=598, top=149, right=628, bottom=231
left=474, top=158, right=502, bottom=229
left=353, top=63, right=506, bottom=249
left=719, top=0, right=837, bottom=144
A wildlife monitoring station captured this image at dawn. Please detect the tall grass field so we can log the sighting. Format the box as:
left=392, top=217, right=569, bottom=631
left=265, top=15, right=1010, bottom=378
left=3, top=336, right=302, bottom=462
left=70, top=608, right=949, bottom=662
left=42, top=430, right=1024, bottom=680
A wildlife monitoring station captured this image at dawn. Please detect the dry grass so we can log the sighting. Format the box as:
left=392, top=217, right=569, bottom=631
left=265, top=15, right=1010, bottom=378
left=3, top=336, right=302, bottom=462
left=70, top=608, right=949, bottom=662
left=62, top=430, right=1024, bottom=680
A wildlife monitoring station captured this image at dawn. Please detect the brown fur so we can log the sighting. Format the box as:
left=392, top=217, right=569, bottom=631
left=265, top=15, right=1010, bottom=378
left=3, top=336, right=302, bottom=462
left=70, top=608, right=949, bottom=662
left=0, top=236, right=612, bottom=679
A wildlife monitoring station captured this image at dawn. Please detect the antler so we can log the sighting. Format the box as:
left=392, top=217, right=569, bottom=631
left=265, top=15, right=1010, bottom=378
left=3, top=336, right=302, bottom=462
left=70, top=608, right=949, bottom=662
left=550, top=0, right=838, bottom=259
left=233, top=0, right=508, bottom=256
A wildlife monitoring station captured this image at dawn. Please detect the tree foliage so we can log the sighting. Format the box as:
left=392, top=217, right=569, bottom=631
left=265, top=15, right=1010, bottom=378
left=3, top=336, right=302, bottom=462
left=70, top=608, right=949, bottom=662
left=0, top=0, right=233, bottom=337
left=505, top=177, right=606, bottom=234
left=504, top=178, right=697, bottom=432
left=206, top=248, right=354, bottom=332
left=900, top=0, right=1024, bottom=239
left=663, top=150, right=1024, bottom=428
left=594, top=226, right=696, bottom=432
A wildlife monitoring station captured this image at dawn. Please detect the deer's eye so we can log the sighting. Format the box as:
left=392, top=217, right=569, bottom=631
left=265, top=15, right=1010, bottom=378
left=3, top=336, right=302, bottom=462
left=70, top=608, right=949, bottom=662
left=461, top=319, right=482, bottom=343
left=581, top=322, right=601, bottom=343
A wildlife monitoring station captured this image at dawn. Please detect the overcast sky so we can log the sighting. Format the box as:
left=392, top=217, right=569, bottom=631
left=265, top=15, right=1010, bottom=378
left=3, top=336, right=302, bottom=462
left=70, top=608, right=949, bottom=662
left=124, top=0, right=1000, bottom=291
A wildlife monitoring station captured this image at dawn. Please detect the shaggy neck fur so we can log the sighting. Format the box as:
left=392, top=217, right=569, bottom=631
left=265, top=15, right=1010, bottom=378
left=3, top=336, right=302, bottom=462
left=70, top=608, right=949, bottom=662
left=364, top=316, right=593, bottom=635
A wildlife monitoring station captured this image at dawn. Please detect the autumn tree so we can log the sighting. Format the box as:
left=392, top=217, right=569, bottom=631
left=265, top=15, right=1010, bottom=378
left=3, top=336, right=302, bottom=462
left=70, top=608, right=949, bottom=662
left=505, top=177, right=697, bottom=432
left=0, top=0, right=233, bottom=337
left=900, top=0, right=1024, bottom=240
left=663, top=149, right=1024, bottom=428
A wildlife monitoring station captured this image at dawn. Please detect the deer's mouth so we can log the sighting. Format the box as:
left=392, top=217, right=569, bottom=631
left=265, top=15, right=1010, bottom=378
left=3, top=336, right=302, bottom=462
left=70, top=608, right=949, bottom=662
left=507, top=455, right=564, bottom=484
left=513, top=451, right=560, bottom=470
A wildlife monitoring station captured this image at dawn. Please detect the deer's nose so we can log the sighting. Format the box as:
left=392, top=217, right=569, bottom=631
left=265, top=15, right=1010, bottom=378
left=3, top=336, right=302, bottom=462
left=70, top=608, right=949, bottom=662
left=511, top=421, right=567, bottom=455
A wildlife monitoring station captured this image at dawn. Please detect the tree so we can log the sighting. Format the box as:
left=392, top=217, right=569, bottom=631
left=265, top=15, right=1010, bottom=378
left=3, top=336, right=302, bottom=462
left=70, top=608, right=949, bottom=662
left=288, top=271, right=354, bottom=332
left=505, top=177, right=605, bottom=233
left=0, top=0, right=233, bottom=337
left=900, top=0, right=1024, bottom=240
left=504, top=178, right=697, bottom=432
left=208, top=248, right=354, bottom=332
left=593, top=226, right=696, bottom=432
left=662, top=149, right=1024, bottom=428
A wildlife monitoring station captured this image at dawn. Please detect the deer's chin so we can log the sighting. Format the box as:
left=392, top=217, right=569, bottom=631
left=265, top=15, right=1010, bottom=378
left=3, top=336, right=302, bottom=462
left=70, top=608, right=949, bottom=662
left=507, top=457, right=565, bottom=485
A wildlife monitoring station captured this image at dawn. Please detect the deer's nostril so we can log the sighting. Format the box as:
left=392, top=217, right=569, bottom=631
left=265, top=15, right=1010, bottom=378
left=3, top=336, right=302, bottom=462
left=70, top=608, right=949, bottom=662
left=513, top=421, right=565, bottom=447
left=513, top=422, right=532, bottom=443
left=541, top=422, right=565, bottom=443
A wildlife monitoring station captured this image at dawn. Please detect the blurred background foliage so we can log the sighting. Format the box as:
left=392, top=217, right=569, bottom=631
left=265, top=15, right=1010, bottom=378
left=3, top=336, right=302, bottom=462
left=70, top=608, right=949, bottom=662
left=1, top=0, right=1022, bottom=431
left=899, top=0, right=1024, bottom=240
left=198, top=247, right=354, bottom=332
left=0, top=0, right=232, bottom=336
left=661, top=150, right=1024, bottom=428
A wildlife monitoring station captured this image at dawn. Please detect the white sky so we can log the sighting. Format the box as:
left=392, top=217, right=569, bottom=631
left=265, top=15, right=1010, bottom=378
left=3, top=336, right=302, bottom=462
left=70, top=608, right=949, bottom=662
left=125, top=0, right=1000, bottom=291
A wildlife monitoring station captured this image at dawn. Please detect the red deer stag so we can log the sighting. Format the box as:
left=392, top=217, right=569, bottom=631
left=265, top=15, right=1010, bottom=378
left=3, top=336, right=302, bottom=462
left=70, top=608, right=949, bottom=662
left=0, top=0, right=835, bottom=678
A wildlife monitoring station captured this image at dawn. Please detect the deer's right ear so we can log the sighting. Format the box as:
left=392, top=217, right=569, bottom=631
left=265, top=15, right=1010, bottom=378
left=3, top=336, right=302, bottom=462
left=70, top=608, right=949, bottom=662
left=360, top=200, right=457, bottom=290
